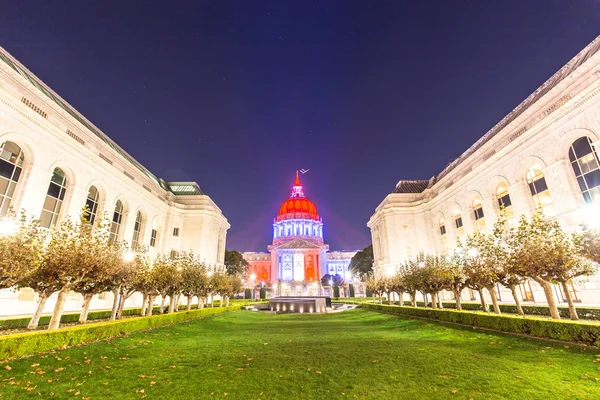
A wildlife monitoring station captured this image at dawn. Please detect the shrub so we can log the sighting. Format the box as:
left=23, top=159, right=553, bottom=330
left=357, top=303, right=600, bottom=346
left=0, top=305, right=248, bottom=361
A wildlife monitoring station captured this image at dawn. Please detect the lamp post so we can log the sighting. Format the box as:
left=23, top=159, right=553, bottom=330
left=250, top=273, right=256, bottom=302
left=329, top=279, right=333, bottom=297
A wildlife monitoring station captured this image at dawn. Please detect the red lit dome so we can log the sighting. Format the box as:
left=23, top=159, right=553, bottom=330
left=276, top=171, right=321, bottom=222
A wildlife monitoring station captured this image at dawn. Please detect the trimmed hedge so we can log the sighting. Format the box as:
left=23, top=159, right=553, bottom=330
left=399, top=300, right=600, bottom=320
left=0, top=305, right=246, bottom=361
left=0, top=298, right=254, bottom=331
left=357, top=303, right=600, bottom=346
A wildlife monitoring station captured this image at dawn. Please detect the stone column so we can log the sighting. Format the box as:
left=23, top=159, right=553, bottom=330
left=64, top=185, right=90, bottom=222
left=14, top=164, right=52, bottom=218
left=544, top=160, right=583, bottom=215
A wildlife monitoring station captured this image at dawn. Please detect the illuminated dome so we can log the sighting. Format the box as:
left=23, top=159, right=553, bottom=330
left=273, top=171, right=323, bottom=242
left=276, top=171, right=320, bottom=221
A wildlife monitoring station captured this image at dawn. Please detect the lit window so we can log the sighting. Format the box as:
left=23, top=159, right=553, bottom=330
left=439, top=217, right=447, bottom=246
left=40, top=168, right=67, bottom=228
left=83, top=186, right=100, bottom=224
left=109, top=200, right=124, bottom=243
left=150, top=229, right=157, bottom=247
left=472, top=197, right=486, bottom=231
left=453, top=209, right=464, bottom=237
left=132, top=211, right=143, bottom=248
left=569, top=136, right=600, bottom=203
left=0, top=141, right=24, bottom=216
left=496, top=183, right=514, bottom=219
left=526, top=164, right=555, bottom=216
left=173, top=227, right=179, bottom=237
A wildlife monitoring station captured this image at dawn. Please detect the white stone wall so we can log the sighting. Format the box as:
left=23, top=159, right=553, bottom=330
left=0, top=47, right=229, bottom=317
left=368, top=37, right=600, bottom=305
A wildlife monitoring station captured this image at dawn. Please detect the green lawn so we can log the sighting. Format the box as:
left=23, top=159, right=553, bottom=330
left=1, top=309, right=599, bottom=399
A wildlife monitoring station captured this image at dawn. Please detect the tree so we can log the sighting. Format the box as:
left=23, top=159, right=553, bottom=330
left=419, top=253, right=452, bottom=309
left=463, top=232, right=503, bottom=314
left=224, top=249, right=249, bottom=277
left=397, top=261, right=420, bottom=307
left=447, top=249, right=468, bottom=311
left=42, top=214, right=113, bottom=330
left=210, top=271, right=229, bottom=307
left=0, top=211, right=46, bottom=291
left=349, top=245, right=374, bottom=281
left=364, top=277, right=386, bottom=304
left=152, top=252, right=183, bottom=313
left=223, top=275, right=243, bottom=306
left=180, top=252, right=208, bottom=310
left=506, top=212, right=589, bottom=320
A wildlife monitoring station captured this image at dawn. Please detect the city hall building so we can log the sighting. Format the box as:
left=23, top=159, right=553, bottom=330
left=369, top=36, right=600, bottom=305
left=0, top=47, right=229, bottom=316
left=243, top=172, right=357, bottom=296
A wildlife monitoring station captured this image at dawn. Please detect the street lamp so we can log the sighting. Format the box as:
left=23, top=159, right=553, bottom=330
left=250, top=273, right=256, bottom=301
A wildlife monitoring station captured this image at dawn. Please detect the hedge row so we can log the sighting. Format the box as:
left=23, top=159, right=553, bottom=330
left=398, top=300, right=600, bottom=320
left=358, top=303, right=600, bottom=346
left=0, top=305, right=247, bottom=361
left=0, top=298, right=255, bottom=331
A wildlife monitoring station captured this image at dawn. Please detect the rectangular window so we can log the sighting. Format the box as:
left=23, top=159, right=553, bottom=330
left=497, top=194, right=512, bottom=208
left=439, top=225, right=446, bottom=235
left=173, top=227, right=179, bottom=237
left=454, top=217, right=463, bottom=229
left=150, top=229, right=157, bottom=247
left=474, top=207, right=484, bottom=220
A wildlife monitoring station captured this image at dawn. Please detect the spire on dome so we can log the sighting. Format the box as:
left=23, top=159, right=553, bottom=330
left=290, top=170, right=305, bottom=198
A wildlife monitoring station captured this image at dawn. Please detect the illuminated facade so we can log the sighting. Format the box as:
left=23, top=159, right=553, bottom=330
left=0, top=47, right=229, bottom=317
left=369, top=36, right=600, bottom=305
left=243, top=172, right=357, bottom=294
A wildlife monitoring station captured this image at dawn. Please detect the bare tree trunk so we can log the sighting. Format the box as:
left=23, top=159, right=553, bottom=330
left=398, top=291, right=404, bottom=306
left=378, top=293, right=382, bottom=304
left=409, top=292, right=416, bottom=307
left=48, top=286, right=69, bottom=331
left=199, top=297, right=205, bottom=309
left=226, top=296, right=230, bottom=307
left=534, top=277, right=561, bottom=320
left=477, top=288, right=488, bottom=312
left=211, top=294, right=215, bottom=307
left=509, top=285, right=524, bottom=316
left=422, top=292, right=428, bottom=307
left=168, top=295, right=175, bottom=313
left=561, top=281, right=578, bottom=320
left=387, top=292, right=391, bottom=305
left=431, top=292, right=438, bottom=309
left=79, top=293, right=94, bottom=323
left=110, top=288, right=120, bottom=321
left=186, top=295, right=192, bottom=311
left=160, top=294, right=167, bottom=314
left=147, top=296, right=155, bottom=316
left=488, top=288, right=501, bottom=314
left=28, top=291, right=50, bottom=330
left=438, top=293, right=444, bottom=309
left=452, top=287, right=462, bottom=311
left=140, top=293, right=148, bottom=316
left=116, top=291, right=129, bottom=319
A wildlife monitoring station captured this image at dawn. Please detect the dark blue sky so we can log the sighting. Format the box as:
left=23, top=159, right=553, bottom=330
left=1, top=1, right=598, bottom=252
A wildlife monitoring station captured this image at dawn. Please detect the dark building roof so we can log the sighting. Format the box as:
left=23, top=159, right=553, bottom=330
left=393, top=180, right=430, bottom=194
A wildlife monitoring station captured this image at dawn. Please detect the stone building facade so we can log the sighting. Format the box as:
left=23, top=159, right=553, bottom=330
left=368, top=36, right=600, bottom=305
left=0, top=47, right=229, bottom=316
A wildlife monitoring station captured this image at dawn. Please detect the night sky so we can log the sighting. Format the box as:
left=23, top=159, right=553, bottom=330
left=1, top=2, right=598, bottom=252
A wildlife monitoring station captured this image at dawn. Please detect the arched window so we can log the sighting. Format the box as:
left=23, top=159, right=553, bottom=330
left=438, top=217, right=447, bottom=246
left=569, top=136, right=600, bottom=203
left=83, top=186, right=100, bottom=224
left=109, top=200, right=124, bottom=243
left=453, top=208, right=464, bottom=237
left=0, top=141, right=24, bottom=215
left=526, top=165, right=555, bottom=216
left=496, top=182, right=514, bottom=219
left=40, top=168, right=67, bottom=228
left=132, top=211, right=144, bottom=248
left=472, top=197, right=486, bottom=231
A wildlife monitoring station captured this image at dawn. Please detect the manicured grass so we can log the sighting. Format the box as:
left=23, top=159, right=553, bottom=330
left=1, top=309, right=599, bottom=399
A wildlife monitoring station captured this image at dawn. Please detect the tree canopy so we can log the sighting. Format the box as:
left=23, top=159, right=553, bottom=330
left=348, top=244, right=374, bottom=280
left=224, top=249, right=249, bottom=277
